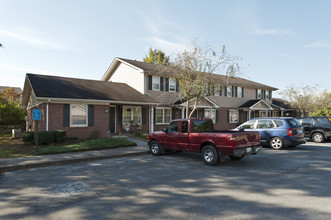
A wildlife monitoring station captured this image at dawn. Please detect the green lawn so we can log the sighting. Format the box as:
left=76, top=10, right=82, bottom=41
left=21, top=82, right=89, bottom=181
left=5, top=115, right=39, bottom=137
left=36, top=137, right=137, bottom=155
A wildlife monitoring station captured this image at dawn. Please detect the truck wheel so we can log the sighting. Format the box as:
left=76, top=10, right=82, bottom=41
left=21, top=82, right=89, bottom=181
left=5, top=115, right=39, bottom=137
left=149, top=141, right=163, bottom=156
left=312, top=132, right=325, bottom=143
left=229, top=155, right=245, bottom=160
left=270, top=137, right=283, bottom=150
left=202, top=145, right=219, bottom=166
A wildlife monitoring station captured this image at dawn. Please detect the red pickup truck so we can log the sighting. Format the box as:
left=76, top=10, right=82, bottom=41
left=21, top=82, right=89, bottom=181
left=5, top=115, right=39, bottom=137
left=147, top=118, right=261, bottom=165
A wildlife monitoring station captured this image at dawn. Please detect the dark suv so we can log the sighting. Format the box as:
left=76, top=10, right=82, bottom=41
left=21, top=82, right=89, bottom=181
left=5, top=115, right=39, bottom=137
left=296, top=116, right=331, bottom=143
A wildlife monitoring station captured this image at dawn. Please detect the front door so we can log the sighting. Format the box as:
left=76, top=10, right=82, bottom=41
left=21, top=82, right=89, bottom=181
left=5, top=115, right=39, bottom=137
left=109, top=106, right=116, bottom=133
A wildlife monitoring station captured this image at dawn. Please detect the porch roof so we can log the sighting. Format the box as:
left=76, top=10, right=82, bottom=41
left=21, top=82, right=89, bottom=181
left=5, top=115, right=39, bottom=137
left=238, top=99, right=273, bottom=110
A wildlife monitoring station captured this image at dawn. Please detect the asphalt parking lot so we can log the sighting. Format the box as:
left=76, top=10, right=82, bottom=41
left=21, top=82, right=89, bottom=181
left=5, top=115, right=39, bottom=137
left=1, top=141, right=331, bottom=220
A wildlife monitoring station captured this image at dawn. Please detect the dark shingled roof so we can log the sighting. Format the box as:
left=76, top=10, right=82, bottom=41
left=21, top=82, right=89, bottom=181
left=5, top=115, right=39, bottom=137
left=26, top=73, right=158, bottom=104
left=272, top=98, right=292, bottom=109
left=117, top=58, right=278, bottom=90
left=238, top=99, right=261, bottom=108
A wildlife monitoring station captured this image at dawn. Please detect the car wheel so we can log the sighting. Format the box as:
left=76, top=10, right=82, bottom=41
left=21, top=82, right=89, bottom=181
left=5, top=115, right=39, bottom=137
left=202, top=145, right=219, bottom=166
left=270, top=137, right=284, bottom=150
left=312, top=132, right=325, bottom=143
left=149, top=140, right=163, bottom=156
left=228, top=155, right=245, bottom=160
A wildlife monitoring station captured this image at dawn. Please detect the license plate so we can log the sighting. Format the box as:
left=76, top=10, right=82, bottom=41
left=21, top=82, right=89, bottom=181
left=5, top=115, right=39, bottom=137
left=297, top=129, right=303, bottom=134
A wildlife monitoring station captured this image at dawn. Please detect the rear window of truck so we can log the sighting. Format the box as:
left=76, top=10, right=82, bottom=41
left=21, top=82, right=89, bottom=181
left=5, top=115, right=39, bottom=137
left=191, top=120, right=214, bottom=132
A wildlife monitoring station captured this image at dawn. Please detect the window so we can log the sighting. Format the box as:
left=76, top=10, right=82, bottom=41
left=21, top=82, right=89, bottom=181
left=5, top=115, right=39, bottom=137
left=229, top=110, right=239, bottom=123
left=70, top=104, right=87, bottom=127
left=191, top=120, right=214, bottom=132
left=240, top=120, right=256, bottom=129
left=237, top=87, right=243, bottom=98
left=168, top=121, right=179, bottom=133
left=169, top=78, right=176, bottom=92
left=273, top=120, right=285, bottom=127
left=156, top=108, right=171, bottom=124
left=256, top=120, right=275, bottom=129
left=181, top=121, right=188, bottom=133
left=298, top=117, right=314, bottom=126
left=123, top=106, right=141, bottom=124
left=257, top=89, right=262, bottom=99
left=272, top=111, right=279, bottom=117
left=265, top=90, right=270, bottom=99
left=204, top=109, right=216, bottom=123
left=215, top=85, right=222, bottom=96
left=226, top=86, right=233, bottom=97
left=152, top=76, right=160, bottom=90
left=259, top=111, right=267, bottom=118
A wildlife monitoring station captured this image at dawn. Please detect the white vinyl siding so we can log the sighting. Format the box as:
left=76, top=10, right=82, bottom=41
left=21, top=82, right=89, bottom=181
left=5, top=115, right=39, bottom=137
left=108, top=62, right=144, bottom=94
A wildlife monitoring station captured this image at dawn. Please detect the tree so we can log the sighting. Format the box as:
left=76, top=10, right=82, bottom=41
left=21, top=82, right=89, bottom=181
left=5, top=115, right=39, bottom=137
left=309, top=91, right=331, bottom=116
left=280, top=85, right=318, bottom=116
left=143, top=48, right=170, bottom=65
left=0, top=88, right=26, bottom=122
left=170, top=42, right=241, bottom=118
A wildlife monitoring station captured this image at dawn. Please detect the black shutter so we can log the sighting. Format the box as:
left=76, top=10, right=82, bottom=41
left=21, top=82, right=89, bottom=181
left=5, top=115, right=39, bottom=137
left=269, top=90, right=272, bottom=100
left=88, top=105, right=94, bottom=126
left=216, top=109, right=219, bottom=123
left=172, top=108, right=176, bottom=120
left=225, top=87, right=227, bottom=97
left=63, top=104, right=70, bottom=127
left=142, top=107, right=146, bottom=125
left=235, top=87, right=238, bottom=97
left=232, top=86, right=235, bottom=97
left=160, top=77, right=164, bottom=91
left=227, top=110, right=230, bottom=123
left=242, top=87, right=244, bottom=98
left=263, top=90, right=266, bottom=99
left=148, top=76, right=152, bottom=90
left=153, top=108, right=156, bottom=124
left=176, top=79, right=179, bottom=92
left=165, top=78, right=169, bottom=92
left=219, top=86, right=222, bottom=96
left=118, top=106, right=122, bottom=125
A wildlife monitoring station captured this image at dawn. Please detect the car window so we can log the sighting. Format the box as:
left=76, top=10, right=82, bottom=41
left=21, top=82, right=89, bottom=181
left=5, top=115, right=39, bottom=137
left=181, top=121, right=188, bottom=133
left=191, top=120, right=214, bottom=132
left=287, top=118, right=302, bottom=128
left=168, top=121, right=179, bottom=133
left=298, top=117, right=314, bottom=125
left=257, top=120, right=275, bottom=129
left=240, top=120, right=256, bottom=129
left=273, top=120, right=285, bottom=127
left=315, top=117, right=330, bottom=127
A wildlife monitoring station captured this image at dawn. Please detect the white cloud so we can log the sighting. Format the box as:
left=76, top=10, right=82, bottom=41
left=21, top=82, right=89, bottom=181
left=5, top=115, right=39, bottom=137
left=0, top=27, right=81, bottom=51
left=303, top=40, right=331, bottom=49
left=255, top=28, right=292, bottom=36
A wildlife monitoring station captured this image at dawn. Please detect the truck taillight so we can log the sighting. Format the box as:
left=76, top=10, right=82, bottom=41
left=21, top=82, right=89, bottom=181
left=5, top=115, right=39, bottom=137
left=287, top=128, right=293, bottom=136
left=147, top=134, right=150, bottom=140
left=229, top=137, right=236, bottom=146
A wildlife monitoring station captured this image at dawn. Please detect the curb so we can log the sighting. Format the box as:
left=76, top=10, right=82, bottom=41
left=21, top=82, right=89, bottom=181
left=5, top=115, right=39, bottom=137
left=0, top=151, right=150, bottom=172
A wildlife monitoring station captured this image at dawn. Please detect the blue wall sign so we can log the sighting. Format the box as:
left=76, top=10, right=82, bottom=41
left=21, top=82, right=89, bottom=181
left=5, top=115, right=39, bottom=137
left=33, top=109, right=41, bottom=120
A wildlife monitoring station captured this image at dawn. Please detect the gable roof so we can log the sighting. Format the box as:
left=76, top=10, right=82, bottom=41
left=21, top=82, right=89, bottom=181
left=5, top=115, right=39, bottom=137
left=22, top=73, right=158, bottom=107
left=272, top=98, right=292, bottom=109
left=238, top=99, right=273, bottom=110
left=102, top=57, right=278, bottom=91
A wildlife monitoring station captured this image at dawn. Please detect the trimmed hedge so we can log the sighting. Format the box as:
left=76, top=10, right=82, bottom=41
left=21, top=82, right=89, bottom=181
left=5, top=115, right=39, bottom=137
left=22, top=130, right=67, bottom=145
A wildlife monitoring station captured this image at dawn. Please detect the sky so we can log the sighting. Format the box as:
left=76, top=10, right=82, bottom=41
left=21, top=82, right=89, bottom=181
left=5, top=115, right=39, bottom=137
left=1, top=0, right=331, bottom=98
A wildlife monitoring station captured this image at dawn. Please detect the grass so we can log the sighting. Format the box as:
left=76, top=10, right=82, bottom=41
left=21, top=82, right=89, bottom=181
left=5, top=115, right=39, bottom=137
left=36, top=137, right=137, bottom=155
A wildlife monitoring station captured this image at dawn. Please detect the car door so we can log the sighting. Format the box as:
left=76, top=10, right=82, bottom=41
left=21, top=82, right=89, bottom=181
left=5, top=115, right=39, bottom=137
left=175, top=120, right=189, bottom=151
left=298, top=117, right=314, bottom=137
left=255, top=119, right=275, bottom=145
left=163, top=121, right=180, bottom=150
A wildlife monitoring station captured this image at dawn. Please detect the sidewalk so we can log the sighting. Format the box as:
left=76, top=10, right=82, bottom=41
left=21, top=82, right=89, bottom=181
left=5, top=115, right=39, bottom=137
left=0, top=136, right=149, bottom=172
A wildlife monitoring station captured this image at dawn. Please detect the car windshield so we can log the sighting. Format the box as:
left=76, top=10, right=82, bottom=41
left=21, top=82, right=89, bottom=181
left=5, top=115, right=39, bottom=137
left=191, top=120, right=214, bottom=132
left=287, top=118, right=302, bottom=128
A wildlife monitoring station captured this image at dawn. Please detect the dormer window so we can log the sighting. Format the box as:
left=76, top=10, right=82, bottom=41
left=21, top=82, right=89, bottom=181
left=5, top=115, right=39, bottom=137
left=152, top=76, right=160, bottom=90
left=169, top=78, right=176, bottom=92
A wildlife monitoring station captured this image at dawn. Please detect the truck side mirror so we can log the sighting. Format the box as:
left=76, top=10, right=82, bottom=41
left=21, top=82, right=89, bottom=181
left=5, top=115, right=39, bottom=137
left=162, top=128, right=168, bottom=133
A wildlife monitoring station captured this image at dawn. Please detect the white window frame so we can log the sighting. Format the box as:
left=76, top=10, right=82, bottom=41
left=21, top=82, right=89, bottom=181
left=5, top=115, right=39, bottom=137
left=204, top=108, right=216, bottom=123
left=169, top=78, right=176, bottom=92
left=70, top=104, right=88, bottom=127
left=226, top=86, right=233, bottom=97
left=156, top=107, right=172, bottom=124
left=265, top=90, right=270, bottom=99
left=152, top=76, right=160, bottom=91
left=123, top=106, right=142, bottom=125
left=257, top=89, right=262, bottom=99
left=237, top=86, right=243, bottom=98
left=229, top=109, right=239, bottom=123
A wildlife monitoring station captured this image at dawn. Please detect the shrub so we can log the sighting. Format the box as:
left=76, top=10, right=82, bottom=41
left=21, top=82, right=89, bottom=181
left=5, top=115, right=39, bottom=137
left=35, top=131, right=55, bottom=145
left=54, top=130, right=66, bottom=142
left=22, top=132, right=35, bottom=143
left=90, top=130, right=100, bottom=140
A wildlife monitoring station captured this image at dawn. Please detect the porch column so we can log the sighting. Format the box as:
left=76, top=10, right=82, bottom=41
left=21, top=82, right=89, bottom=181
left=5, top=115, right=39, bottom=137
left=248, top=109, right=251, bottom=120
left=182, top=107, right=185, bottom=118
left=150, top=107, right=154, bottom=132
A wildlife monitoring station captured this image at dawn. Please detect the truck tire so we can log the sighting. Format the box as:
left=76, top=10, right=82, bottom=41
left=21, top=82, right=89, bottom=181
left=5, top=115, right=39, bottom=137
left=149, top=140, right=163, bottom=156
left=270, top=137, right=283, bottom=150
left=202, top=145, right=219, bottom=166
left=229, top=155, right=245, bottom=160
left=312, top=132, right=325, bottom=143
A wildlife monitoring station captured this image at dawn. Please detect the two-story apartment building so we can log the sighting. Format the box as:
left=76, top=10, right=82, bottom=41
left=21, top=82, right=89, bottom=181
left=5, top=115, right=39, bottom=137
left=22, top=57, right=290, bottom=138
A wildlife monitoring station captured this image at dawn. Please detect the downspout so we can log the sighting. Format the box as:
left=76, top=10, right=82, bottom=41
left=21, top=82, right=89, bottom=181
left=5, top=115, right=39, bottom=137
left=151, top=107, right=154, bottom=132
left=46, top=99, right=50, bottom=131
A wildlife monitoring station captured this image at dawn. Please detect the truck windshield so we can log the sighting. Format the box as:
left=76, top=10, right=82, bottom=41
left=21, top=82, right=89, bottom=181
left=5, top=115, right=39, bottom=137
left=191, top=120, right=214, bottom=132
